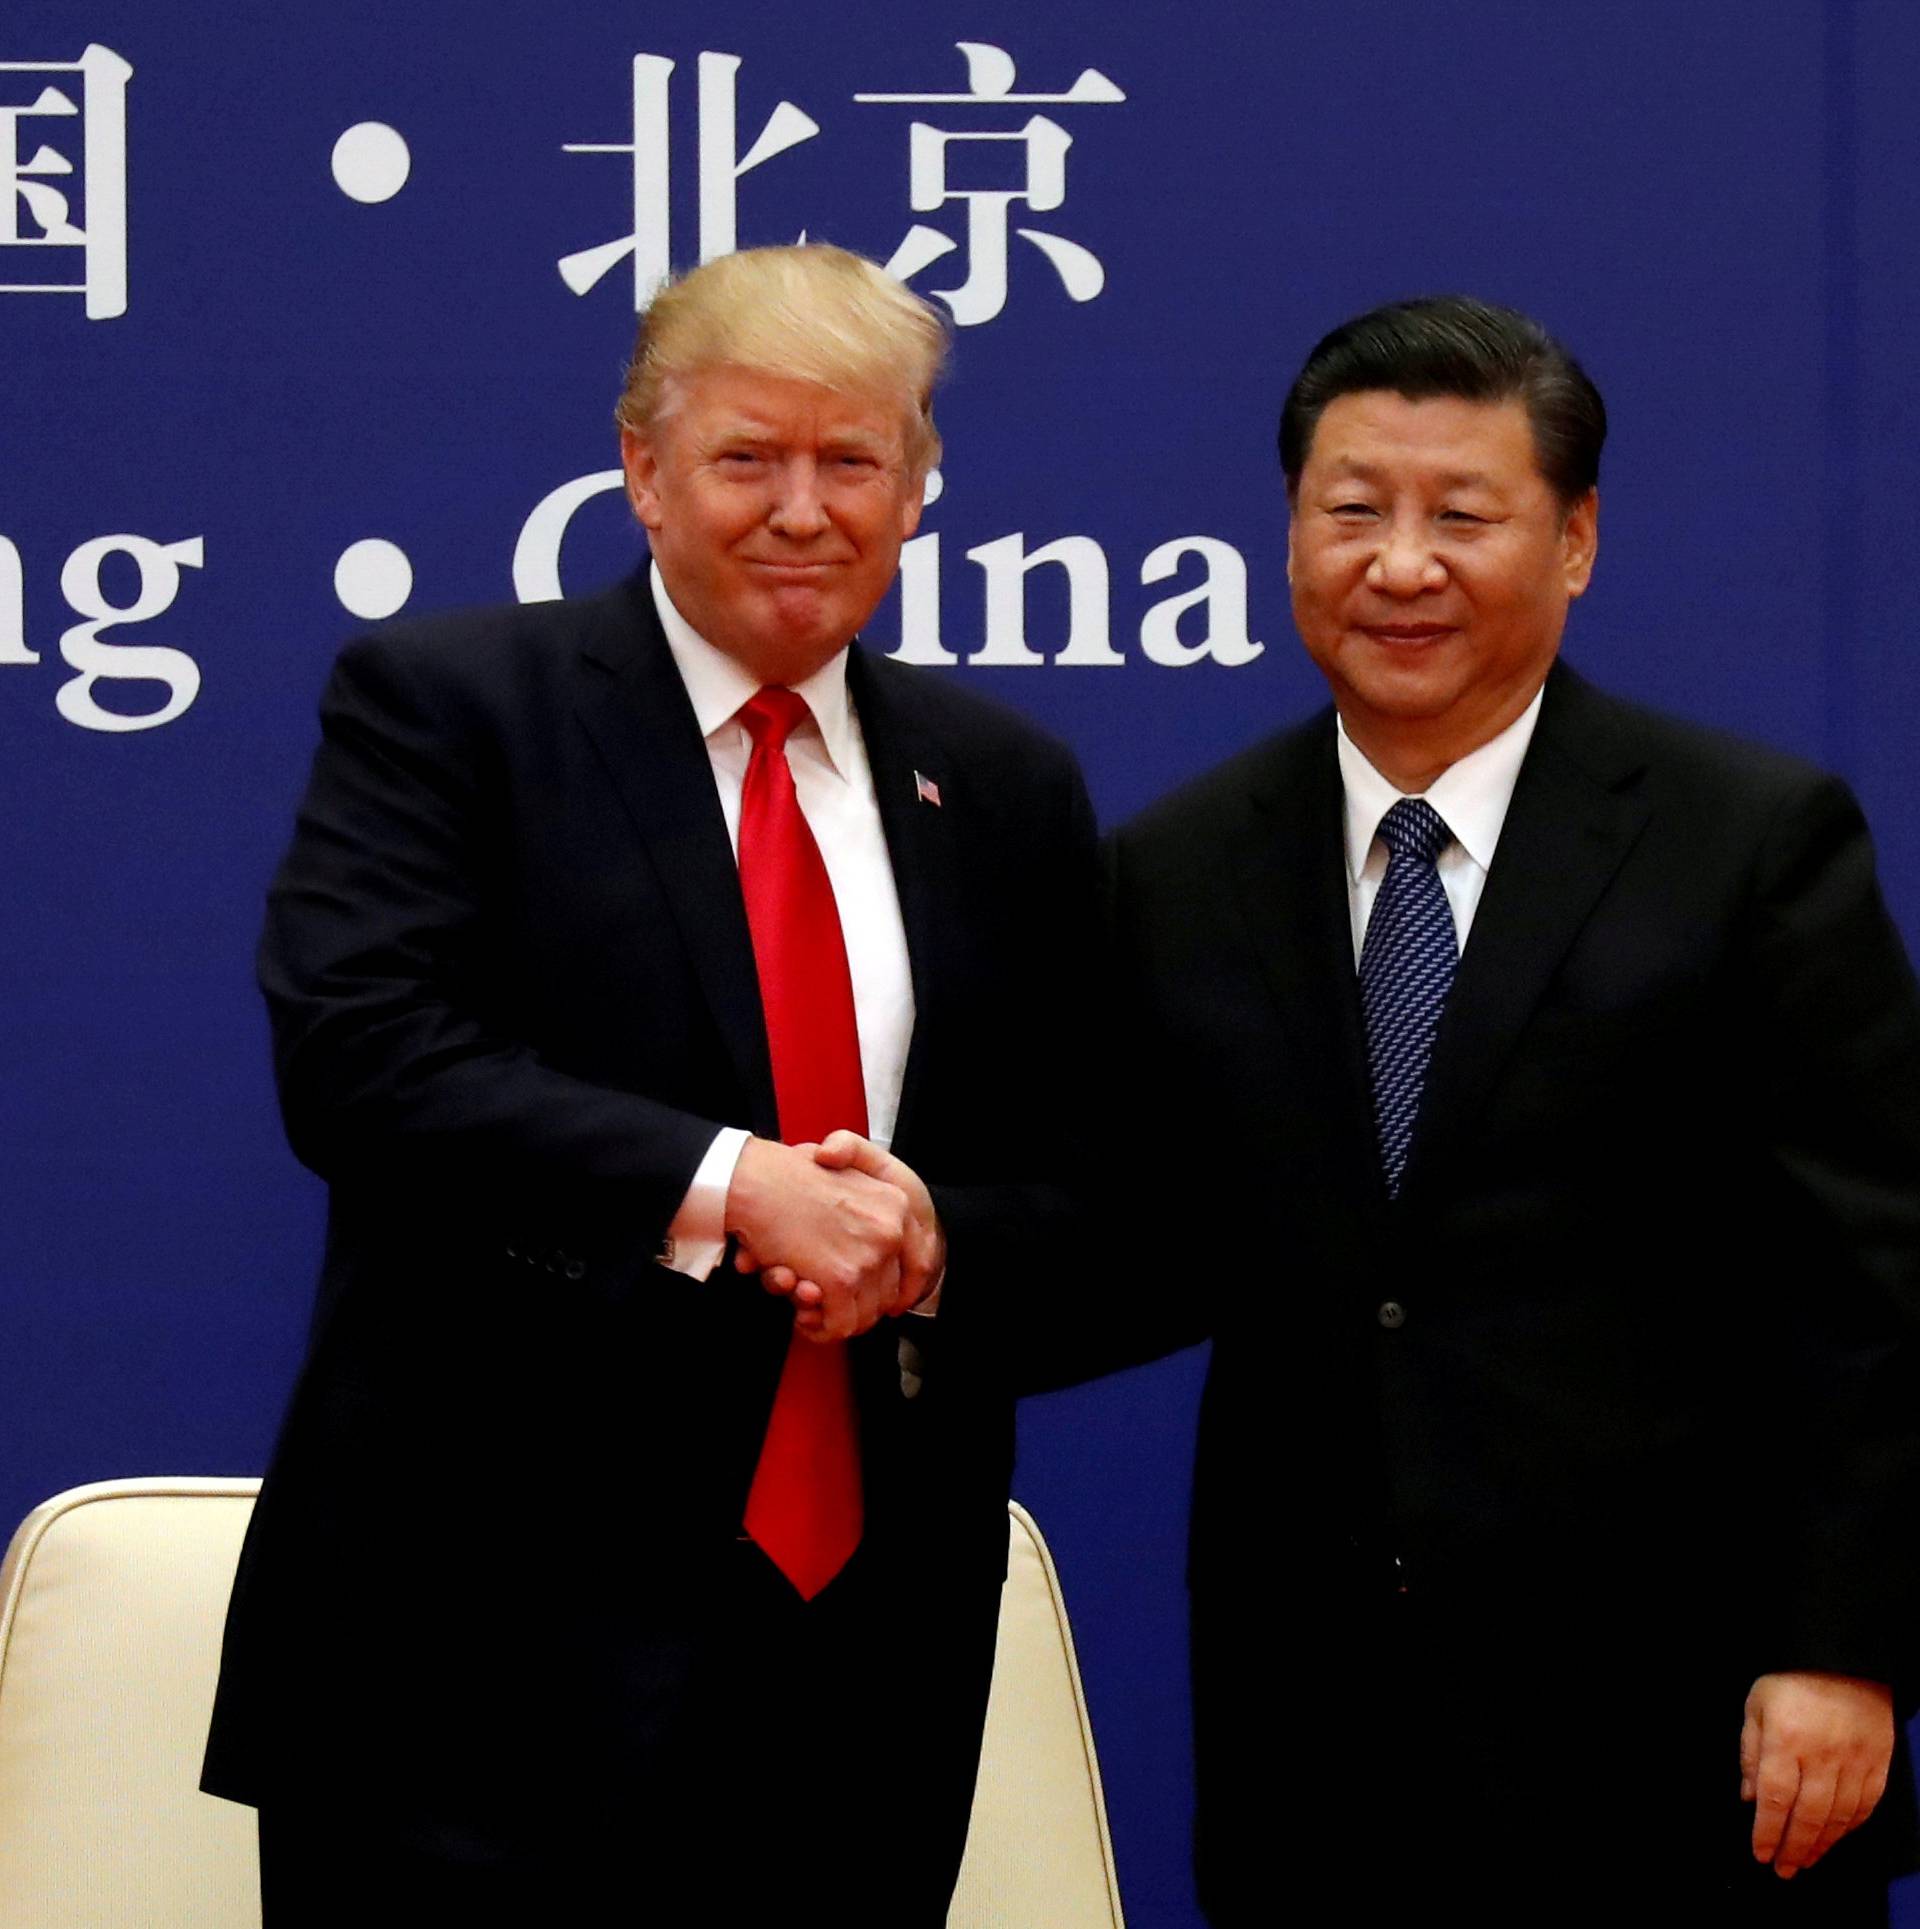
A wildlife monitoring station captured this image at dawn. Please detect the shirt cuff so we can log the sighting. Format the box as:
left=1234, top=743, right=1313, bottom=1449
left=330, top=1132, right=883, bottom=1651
left=657, top=1126, right=750, bottom=1281
left=908, top=1264, right=945, bottom=1317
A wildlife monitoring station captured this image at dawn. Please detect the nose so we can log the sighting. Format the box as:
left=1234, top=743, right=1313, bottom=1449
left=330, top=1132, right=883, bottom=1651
left=1366, top=519, right=1447, bottom=597
left=767, top=457, right=830, bottom=539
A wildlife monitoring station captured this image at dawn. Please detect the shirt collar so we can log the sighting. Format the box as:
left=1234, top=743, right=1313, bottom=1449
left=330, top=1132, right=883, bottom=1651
left=1336, top=682, right=1547, bottom=881
left=649, top=561, right=856, bottom=780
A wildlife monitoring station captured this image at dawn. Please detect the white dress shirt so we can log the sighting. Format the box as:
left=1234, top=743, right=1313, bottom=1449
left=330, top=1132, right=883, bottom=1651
left=649, top=564, right=916, bottom=1281
left=1337, top=686, right=1545, bottom=964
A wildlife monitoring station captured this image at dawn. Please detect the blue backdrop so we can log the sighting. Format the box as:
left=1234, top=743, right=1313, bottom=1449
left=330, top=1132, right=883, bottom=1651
left=6, top=4, right=1919, bottom=1920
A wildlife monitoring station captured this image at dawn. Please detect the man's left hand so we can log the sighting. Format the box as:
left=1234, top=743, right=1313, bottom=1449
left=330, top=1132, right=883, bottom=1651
left=1740, top=1671, right=1894, bottom=1877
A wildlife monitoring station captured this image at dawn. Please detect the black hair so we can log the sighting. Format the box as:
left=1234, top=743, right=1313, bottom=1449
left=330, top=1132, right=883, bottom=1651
left=1278, top=295, right=1606, bottom=506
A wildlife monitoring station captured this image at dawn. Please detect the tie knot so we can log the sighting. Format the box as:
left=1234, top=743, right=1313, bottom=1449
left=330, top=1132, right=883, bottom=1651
left=739, top=687, right=810, bottom=753
left=1378, top=796, right=1451, bottom=864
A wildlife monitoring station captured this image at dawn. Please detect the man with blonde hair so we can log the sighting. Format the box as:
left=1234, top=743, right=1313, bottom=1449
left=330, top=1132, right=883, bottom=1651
left=203, top=244, right=1094, bottom=1924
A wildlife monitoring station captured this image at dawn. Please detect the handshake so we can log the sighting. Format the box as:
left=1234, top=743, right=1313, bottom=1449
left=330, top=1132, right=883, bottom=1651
left=725, top=1128, right=945, bottom=1342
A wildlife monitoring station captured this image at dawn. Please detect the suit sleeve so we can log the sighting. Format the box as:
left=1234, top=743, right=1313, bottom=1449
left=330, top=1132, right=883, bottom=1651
left=941, top=809, right=1214, bottom=1396
left=1740, top=772, right=1920, bottom=1702
left=259, top=633, right=723, bottom=1261
left=919, top=746, right=1117, bottom=1393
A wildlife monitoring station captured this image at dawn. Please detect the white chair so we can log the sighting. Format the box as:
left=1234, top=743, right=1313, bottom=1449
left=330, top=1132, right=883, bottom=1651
left=0, top=1481, right=1123, bottom=1927
left=950, top=1500, right=1126, bottom=1927
left=0, top=1477, right=263, bottom=1929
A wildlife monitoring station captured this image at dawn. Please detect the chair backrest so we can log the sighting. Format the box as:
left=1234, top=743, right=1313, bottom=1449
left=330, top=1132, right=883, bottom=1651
left=0, top=1477, right=263, bottom=1929
left=950, top=1500, right=1126, bottom=1927
left=0, top=1483, right=1122, bottom=1927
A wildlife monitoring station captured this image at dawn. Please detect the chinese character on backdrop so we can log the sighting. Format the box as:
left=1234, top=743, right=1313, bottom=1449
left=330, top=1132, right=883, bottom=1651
left=559, top=51, right=819, bottom=308
left=0, top=44, right=131, bottom=321
left=858, top=42, right=1125, bottom=327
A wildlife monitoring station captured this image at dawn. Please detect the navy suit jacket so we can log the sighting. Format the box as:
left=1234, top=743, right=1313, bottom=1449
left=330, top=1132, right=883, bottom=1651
left=1103, top=660, right=1920, bottom=1901
left=202, top=571, right=1095, bottom=1826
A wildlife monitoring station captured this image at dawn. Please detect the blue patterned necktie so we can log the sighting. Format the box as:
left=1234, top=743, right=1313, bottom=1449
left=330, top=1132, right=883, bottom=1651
left=1359, top=797, right=1457, bottom=1198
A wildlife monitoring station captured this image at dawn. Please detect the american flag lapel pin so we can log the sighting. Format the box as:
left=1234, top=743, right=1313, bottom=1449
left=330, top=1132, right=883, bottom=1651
left=914, top=770, right=942, bottom=808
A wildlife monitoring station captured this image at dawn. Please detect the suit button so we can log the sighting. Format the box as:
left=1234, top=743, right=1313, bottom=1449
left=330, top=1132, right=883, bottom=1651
left=1377, top=1300, right=1406, bottom=1330
left=565, top=1259, right=586, bottom=1281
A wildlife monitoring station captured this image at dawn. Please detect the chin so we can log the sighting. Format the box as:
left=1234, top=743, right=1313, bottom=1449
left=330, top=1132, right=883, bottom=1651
left=749, top=612, right=855, bottom=683
left=759, top=584, right=836, bottom=628
left=1344, top=670, right=1469, bottom=722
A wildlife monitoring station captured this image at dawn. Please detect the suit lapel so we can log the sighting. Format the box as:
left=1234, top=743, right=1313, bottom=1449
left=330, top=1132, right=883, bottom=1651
left=1400, top=663, right=1652, bottom=1200
left=1234, top=714, right=1383, bottom=1210
left=569, top=573, right=777, bottom=1134
left=846, top=646, right=956, bottom=1153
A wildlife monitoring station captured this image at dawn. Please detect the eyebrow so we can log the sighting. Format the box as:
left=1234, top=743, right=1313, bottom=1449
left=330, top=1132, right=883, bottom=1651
left=1325, top=459, right=1501, bottom=490
left=698, top=417, right=778, bottom=442
left=700, top=419, right=895, bottom=453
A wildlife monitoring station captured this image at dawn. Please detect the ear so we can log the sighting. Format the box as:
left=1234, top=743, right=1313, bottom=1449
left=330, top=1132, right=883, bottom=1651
left=898, top=470, right=927, bottom=543
left=1560, top=489, right=1599, bottom=600
left=1284, top=493, right=1298, bottom=588
left=621, top=427, right=664, bottom=531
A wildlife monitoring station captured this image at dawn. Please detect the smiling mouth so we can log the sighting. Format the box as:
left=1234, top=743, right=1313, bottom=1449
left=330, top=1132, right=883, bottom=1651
left=746, top=558, right=842, bottom=575
left=1360, top=623, right=1455, bottom=644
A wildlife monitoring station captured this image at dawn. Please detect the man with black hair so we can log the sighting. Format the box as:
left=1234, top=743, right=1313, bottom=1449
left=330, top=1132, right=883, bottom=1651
left=1106, top=296, right=1920, bottom=1923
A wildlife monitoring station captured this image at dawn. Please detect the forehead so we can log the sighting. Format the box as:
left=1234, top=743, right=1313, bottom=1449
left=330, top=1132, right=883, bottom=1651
left=1303, top=390, right=1543, bottom=491
left=663, top=363, right=909, bottom=450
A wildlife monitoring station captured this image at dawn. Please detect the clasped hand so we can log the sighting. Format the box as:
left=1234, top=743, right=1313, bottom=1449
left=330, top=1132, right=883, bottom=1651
left=725, top=1131, right=944, bottom=1342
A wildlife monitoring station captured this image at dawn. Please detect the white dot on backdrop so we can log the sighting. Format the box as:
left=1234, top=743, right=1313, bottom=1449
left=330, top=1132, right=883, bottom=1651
left=331, top=122, right=411, bottom=203
left=334, top=540, right=414, bottom=620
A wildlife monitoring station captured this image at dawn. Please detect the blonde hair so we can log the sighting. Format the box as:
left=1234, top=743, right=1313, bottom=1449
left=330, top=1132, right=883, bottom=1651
left=616, top=244, right=949, bottom=471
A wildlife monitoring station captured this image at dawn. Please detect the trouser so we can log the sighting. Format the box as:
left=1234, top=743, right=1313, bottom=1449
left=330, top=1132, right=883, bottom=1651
left=257, top=1539, right=993, bottom=1926
left=1193, top=1583, right=1901, bottom=1928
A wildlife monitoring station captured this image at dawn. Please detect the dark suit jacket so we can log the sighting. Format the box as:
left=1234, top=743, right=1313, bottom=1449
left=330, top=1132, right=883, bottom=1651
left=1103, top=661, right=1920, bottom=1903
left=202, top=571, right=1095, bottom=1842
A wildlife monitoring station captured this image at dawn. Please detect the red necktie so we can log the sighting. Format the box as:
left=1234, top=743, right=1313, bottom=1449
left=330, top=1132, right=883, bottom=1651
left=736, top=687, right=865, bottom=1600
